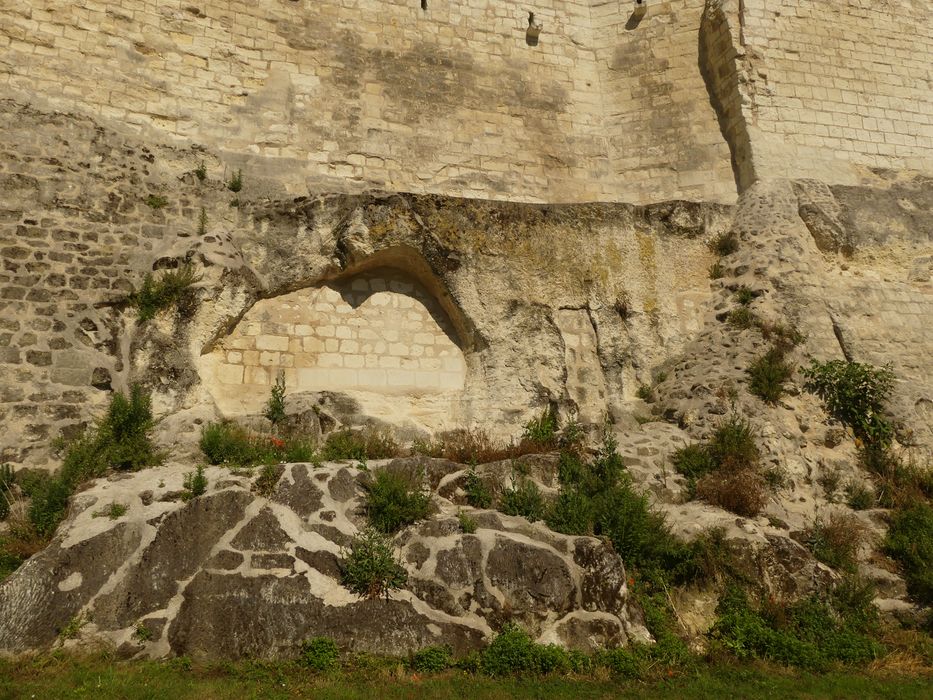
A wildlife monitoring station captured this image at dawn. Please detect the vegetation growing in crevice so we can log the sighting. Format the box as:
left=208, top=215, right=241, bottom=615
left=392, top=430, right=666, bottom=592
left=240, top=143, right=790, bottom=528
left=672, top=414, right=766, bottom=517
left=132, top=264, right=200, bottom=322
left=747, top=346, right=793, bottom=404
left=341, top=527, right=408, bottom=600
left=364, top=469, right=431, bottom=534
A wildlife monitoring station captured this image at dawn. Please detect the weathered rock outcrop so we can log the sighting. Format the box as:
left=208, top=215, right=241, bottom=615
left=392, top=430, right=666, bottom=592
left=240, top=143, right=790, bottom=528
left=0, top=459, right=648, bottom=658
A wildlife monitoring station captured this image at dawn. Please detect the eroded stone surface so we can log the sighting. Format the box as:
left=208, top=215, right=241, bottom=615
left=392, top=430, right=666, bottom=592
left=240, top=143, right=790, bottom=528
left=0, top=462, right=647, bottom=658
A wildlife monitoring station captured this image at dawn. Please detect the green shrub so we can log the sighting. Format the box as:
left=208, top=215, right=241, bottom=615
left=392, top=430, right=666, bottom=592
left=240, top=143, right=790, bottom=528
left=197, top=207, right=208, bottom=236
left=845, top=481, right=876, bottom=510
left=133, top=621, right=154, bottom=642
left=479, top=624, right=547, bottom=675
left=133, top=264, right=200, bottom=322
left=182, top=465, right=208, bottom=501
left=734, top=286, right=757, bottom=306
left=464, top=469, right=492, bottom=508
left=711, top=231, right=739, bottom=256
left=200, top=422, right=258, bottom=466
left=364, top=470, right=431, bottom=534
left=747, top=347, right=793, bottom=404
left=341, top=527, right=408, bottom=600
left=706, top=415, right=760, bottom=470
left=410, top=645, right=452, bottom=673
left=884, top=504, right=933, bottom=606
left=802, top=360, right=895, bottom=447
left=97, top=385, right=159, bottom=472
left=709, top=261, right=724, bottom=280
left=635, top=384, right=653, bottom=401
left=194, top=161, right=207, bottom=182
left=27, top=477, right=71, bottom=538
left=93, top=502, right=128, bottom=520
left=264, top=372, right=287, bottom=427
left=557, top=417, right=585, bottom=454
left=255, top=463, right=283, bottom=497
left=593, top=647, right=644, bottom=678
left=227, top=169, right=243, bottom=192
left=710, top=585, right=883, bottom=670
left=546, top=487, right=592, bottom=535
left=299, top=637, right=340, bottom=672
left=145, top=194, right=168, bottom=209
left=522, top=407, right=558, bottom=447
left=672, top=443, right=717, bottom=484
left=321, top=429, right=400, bottom=462
left=727, top=307, right=758, bottom=329
left=499, top=477, right=546, bottom=522
left=457, top=510, right=477, bottom=534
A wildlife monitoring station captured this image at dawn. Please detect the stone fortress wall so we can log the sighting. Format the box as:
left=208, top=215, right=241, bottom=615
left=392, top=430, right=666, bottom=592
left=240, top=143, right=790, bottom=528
left=3, top=1, right=929, bottom=205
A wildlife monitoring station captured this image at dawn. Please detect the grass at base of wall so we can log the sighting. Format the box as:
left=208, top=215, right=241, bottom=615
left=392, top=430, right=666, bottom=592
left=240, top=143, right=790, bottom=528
left=1, top=654, right=931, bottom=700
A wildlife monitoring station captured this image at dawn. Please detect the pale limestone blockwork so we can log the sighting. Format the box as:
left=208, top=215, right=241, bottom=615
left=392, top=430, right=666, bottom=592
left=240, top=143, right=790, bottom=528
left=199, top=270, right=466, bottom=420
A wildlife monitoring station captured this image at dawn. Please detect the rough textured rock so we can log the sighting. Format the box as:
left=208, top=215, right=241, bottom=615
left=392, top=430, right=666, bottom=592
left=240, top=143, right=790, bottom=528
left=0, top=461, right=647, bottom=658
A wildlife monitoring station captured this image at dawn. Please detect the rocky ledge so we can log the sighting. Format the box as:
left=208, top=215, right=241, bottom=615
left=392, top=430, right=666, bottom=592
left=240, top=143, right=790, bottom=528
left=0, top=457, right=648, bottom=659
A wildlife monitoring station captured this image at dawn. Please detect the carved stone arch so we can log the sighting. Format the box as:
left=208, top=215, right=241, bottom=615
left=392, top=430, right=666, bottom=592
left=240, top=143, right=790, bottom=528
left=198, top=247, right=474, bottom=430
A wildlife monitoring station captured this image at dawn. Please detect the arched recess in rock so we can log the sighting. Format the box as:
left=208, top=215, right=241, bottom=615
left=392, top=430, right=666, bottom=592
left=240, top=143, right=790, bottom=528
left=198, top=247, right=479, bottom=433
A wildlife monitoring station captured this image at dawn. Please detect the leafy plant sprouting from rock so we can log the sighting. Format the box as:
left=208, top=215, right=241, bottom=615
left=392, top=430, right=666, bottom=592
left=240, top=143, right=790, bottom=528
left=521, top=407, right=558, bottom=448
left=182, top=465, right=208, bottom=501
left=227, top=168, right=243, bottom=193
left=264, top=371, right=287, bottom=427
left=132, top=264, right=201, bottom=322
left=26, top=385, right=161, bottom=538
left=747, top=346, right=793, bottom=404
left=803, top=360, right=896, bottom=449
left=884, top=503, right=933, bottom=607
left=364, top=469, right=431, bottom=534
left=341, top=527, right=408, bottom=600
left=464, top=468, right=492, bottom=508
left=499, top=472, right=546, bottom=522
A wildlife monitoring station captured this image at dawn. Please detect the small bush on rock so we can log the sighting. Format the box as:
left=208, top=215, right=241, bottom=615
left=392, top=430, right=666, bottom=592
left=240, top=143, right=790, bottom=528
left=845, top=481, right=876, bottom=510
left=132, top=264, right=200, bottom=322
left=711, top=231, right=739, bottom=256
left=674, top=415, right=766, bottom=517
left=521, top=407, right=559, bottom=448
left=464, top=468, right=493, bottom=508
left=182, top=465, right=208, bottom=501
left=457, top=510, right=477, bottom=534
left=499, top=477, right=546, bottom=522
left=0, top=464, right=13, bottom=521
left=341, top=527, right=407, bottom=600
left=727, top=307, right=758, bottom=329
left=884, top=504, right=933, bottom=607
left=299, top=637, right=340, bottom=672
left=321, top=428, right=400, bottom=462
left=364, top=470, right=431, bottom=534
left=263, top=372, right=287, bottom=427
left=802, top=359, right=895, bottom=447
left=747, top=347, right=793, bottom=404
left=480, top=624, right=573, bottom=676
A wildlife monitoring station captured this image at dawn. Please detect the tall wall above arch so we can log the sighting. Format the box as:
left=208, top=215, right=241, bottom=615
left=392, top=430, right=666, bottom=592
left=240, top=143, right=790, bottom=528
left=1, top=1, right=931, bottom=203
left=0, top=0, right=737, bottom=204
